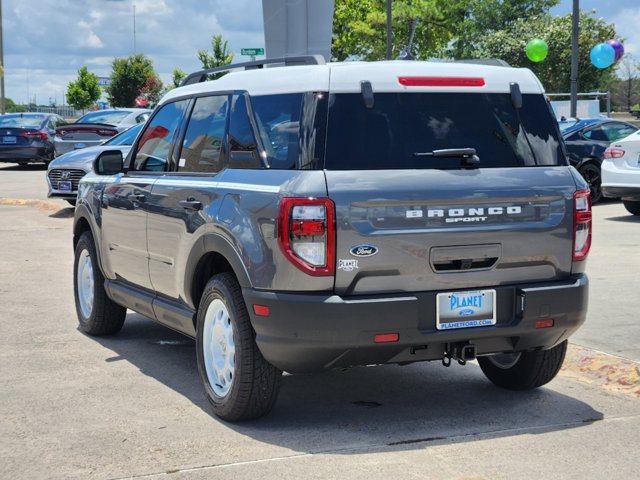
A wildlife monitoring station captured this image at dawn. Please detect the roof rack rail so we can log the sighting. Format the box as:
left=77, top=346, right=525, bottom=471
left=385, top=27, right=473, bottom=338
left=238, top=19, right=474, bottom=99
left=181, top=55, right=326, bottom=86
left=453, top=58, right=511, bottom=67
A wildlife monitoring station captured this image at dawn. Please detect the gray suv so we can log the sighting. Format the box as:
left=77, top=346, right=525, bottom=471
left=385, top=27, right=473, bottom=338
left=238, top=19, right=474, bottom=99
left=73, top=56, right=591, bottom=421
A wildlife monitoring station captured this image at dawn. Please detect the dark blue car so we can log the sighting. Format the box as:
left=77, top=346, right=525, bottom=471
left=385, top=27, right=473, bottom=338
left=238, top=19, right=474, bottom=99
left=560, top=118, right=638, bottom=203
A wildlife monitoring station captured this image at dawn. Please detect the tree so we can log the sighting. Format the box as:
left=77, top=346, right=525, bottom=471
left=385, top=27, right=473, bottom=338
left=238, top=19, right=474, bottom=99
left=451, top=0, right=559, bottom=59
left=172, top=67, right=187, bottom=88
left=332, top=0, right=463, bottom=61
left=4, top=98, right=26, bottom=113
left=477, top=12, right=617, bottom=93
left=197, top=35, right=234, bottom=80
left=106, top=54, right=158, bottom=107
left=611, top=55, right=640, bottom=111
left=66, top=66, right=101, bottom=110
left=136, top=75, right=164, bottom=108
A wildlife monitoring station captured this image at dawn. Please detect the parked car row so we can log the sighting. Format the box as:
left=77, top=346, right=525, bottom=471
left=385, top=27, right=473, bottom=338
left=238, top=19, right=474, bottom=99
left=0, top=108, right=150, bottom=166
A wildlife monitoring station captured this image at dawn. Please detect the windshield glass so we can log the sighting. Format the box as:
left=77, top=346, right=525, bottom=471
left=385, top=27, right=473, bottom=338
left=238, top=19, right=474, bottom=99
left=0, top=114, right=46, bottom=128
left=77, top=110, right=131, bottom=125
left=104, top=123, right=143, bottom=146
left=325, top=93, right=565, bottom=170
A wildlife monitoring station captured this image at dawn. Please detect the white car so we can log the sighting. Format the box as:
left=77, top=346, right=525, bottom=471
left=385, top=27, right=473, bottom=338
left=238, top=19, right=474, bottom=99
left=602, top=131, right=640, bottom=215
left=47, top=123, right=143, bottom=205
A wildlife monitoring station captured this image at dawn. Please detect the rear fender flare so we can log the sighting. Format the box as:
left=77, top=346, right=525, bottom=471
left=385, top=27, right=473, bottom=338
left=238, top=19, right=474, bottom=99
left=73, top=203, right=107, bottom=276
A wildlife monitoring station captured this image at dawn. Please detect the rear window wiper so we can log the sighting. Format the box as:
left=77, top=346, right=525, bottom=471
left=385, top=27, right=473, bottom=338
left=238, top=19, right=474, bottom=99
left=413, top=148, right=480, bottom=166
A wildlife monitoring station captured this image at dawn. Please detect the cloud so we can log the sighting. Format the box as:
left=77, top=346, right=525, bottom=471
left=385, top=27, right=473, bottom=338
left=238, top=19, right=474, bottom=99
left=611, top=7, right=640, bottom=56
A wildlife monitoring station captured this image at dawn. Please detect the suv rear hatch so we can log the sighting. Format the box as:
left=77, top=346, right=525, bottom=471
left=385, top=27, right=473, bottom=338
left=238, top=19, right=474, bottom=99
left=323, top=87, right=577, bottom=296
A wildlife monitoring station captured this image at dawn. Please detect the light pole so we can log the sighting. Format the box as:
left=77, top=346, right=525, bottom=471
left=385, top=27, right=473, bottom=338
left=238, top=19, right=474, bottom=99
left=570, top=0, right=579, bottom=118
left=0, top=0, right=5, bottom=115
left=386, top=0, right=392, bottom=60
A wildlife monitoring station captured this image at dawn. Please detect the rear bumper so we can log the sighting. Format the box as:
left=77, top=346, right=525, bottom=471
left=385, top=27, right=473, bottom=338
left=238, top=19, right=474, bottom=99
left=0, top=147, right=50, bottom=163
left=245, top=275, right=588, bottom=373
left=602, top=185, right=640, bottom=200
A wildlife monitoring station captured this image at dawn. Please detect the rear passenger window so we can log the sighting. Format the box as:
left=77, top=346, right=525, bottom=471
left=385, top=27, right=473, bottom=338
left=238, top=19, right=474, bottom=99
left=179, top=95, right=228, bottom=173
left=228, top=94, right=261, bottom=168
left=133, top=100, right=188, bottom=172
left=251, top=94, right=303, bottom=169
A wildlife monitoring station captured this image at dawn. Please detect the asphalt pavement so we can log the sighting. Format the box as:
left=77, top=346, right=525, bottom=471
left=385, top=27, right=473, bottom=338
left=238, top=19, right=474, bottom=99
left=1, top=164, right=639, bottom=479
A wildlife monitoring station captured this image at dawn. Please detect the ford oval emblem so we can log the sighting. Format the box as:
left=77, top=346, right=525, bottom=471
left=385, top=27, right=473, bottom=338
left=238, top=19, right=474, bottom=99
left=350, top=244, right=379, bottom=257
left=458, top=309, right=475, bottom=317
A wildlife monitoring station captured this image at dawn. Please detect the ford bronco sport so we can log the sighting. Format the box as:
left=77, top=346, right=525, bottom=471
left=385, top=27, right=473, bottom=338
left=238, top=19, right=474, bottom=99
left=73, top=56, right=590, bottom=421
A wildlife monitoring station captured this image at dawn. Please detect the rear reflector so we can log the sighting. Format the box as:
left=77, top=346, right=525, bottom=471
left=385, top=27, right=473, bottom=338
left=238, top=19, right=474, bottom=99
left=253, top=305, right=270, bottom=317
left=398, top=76, right=485, bottom=87
left=535, top=319, right=554, bottom=329
left=603, top=147, right=625, bottom=159
left=374, top=333, right=399, bottom=343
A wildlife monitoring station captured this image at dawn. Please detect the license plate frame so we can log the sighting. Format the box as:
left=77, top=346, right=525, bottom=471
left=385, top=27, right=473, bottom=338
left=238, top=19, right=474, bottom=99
left=436, top=289, right=496, bottom=330
left=58, top=180, right=72, bottom=192
left=2, top=136, right=16, bottom=144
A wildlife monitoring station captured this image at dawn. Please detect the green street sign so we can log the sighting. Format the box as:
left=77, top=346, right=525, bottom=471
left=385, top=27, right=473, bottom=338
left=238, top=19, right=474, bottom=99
left=241, top=48, right=264, bottom=56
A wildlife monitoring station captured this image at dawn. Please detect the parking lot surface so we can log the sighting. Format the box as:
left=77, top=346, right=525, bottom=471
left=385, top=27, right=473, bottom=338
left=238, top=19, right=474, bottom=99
left=1, top=164, right=639, bottom=479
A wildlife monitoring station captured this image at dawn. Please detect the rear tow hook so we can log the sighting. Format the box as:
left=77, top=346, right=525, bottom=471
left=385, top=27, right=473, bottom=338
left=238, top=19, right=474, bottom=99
left=442, top=343, right=477, bottom=367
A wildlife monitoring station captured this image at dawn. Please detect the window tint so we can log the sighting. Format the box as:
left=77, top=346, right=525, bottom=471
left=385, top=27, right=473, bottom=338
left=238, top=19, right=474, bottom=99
left=105, top=123, right=144, bottom=146
left=133, top=100, right=188, bottom=172
left=325, top=93, right=565, bottom=170
left=601, top=123, right=637, bottom=142
left=227, top=94, right=261, bottom=168
left=583, top=127, right=607, bottom=141
left=178, top=95, right=228, bottom=173
left=251, top=93, right=303, bottom=169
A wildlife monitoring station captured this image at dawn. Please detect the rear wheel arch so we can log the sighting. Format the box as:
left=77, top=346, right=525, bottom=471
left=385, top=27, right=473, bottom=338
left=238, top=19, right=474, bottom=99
left=187, top=234, right=253, bottom=325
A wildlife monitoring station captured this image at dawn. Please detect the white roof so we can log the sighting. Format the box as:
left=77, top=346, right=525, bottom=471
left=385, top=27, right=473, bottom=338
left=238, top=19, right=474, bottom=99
left=160, top=60, right=544, bottom=105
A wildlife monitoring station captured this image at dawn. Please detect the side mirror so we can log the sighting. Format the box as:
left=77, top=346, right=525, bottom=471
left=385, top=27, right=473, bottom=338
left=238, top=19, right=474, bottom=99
left=94, top=150, right=124, bottom=175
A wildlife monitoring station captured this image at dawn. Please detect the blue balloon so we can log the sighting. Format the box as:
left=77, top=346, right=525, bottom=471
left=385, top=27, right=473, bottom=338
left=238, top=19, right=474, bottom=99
left=590, top=43, right=615, bottom=69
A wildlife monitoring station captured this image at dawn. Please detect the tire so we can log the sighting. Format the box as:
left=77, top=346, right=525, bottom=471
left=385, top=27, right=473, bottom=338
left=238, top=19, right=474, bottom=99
left=66, top=199, right=77, bottom=207
left=578, top=163, right=602, bottom=204
left=73, top=231, right=126, bottom=336
left=477, top=340, right=567, bottom=390
left=196, top=273, right=281, bottom=421
left=622, top=200, right=640, bottom=215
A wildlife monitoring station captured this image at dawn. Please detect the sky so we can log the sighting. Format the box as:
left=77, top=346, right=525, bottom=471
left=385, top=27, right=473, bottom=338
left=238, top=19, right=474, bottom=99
left=3, top=0, right=640, bottom=107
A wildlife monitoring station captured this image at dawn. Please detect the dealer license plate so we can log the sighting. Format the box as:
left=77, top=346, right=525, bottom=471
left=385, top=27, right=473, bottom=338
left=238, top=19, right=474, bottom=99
left=436, top=289, right=496, bottom=330
left=2, top=136, right=16, bottom=144
left=58, top=180, right=72, bottom=192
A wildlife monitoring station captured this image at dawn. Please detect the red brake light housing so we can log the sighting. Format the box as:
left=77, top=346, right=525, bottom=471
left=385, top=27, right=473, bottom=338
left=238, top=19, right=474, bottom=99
left=573, top=190, right=592, bottom=261
left=19, top=131, right=48, bottom=141
left=603, top=147, right=625, bottom=159
left=278, top=197, right=335, bottom=276
left=398, top=77, right=485, bottom=87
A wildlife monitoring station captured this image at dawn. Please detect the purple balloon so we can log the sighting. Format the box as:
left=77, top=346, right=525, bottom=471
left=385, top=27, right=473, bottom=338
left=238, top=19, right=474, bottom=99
left=607, top=40, right=625, bottom=62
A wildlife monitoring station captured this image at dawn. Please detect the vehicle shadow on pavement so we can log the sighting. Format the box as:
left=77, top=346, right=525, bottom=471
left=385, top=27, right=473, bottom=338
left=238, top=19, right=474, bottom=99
left=89, top=312, right=604, bottom=455
left=604, top=215, right=640, bottom=223
left=48, top=207, right=75, bottom=219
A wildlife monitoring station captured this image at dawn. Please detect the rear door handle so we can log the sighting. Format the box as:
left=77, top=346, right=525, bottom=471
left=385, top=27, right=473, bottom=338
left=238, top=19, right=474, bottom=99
left=179, top=199, right=202, bottom=211
left=128, top=193, right=145, bottom=202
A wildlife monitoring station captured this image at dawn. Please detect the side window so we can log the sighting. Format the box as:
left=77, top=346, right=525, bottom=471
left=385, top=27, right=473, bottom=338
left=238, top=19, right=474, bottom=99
left=227, top=94, right=261, bottom=168
left=251, top=93, right=303, bottom=169
left=136, top=113, right=150, bottom=123
left=178, top=95, right=228, bottom=173
left=602, top=124, right=637, bottom=142
left=583, top=127, right=607, bottom=141
left=133, top=100, right=188, bottom=172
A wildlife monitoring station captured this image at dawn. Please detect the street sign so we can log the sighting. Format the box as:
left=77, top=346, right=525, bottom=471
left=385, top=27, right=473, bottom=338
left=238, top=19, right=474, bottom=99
left=98, top=77, right=111, bottom=87
left=241, top=48, right=264, bottom=56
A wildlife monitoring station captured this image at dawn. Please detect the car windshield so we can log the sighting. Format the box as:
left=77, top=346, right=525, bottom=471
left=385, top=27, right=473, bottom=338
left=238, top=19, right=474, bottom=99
left=77, top=110, right=131, bottom=125
left=104, top=124, right=144, bottom=146
left=325, top=92, right=565, bottom=170
left=0, top=114, right=46, bottom=128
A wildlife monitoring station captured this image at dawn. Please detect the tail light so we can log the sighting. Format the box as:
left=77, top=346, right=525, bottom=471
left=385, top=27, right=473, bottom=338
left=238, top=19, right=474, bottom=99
left=603, top=147, right=625, bottom=159
left=97, top=129, right=116, bottom=137
left=278, top=197, right=335, bottom=276
left=20, top=131, right=48, bottom=141
left=573, top=190, right=592, bottom=261
left=398, top=76, right=485, bottom=87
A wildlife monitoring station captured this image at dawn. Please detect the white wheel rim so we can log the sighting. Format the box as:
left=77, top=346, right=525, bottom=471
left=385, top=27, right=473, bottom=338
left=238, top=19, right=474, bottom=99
left=202, top=299, right=235, bottom=398
left=77, top=249, right=94, bottom=318
left=487, top=352, right=522, bottom=370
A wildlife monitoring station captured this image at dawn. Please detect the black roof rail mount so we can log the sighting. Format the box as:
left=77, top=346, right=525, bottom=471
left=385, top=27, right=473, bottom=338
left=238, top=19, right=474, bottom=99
left=181, top=55, right=326, bottom=86
left=453, top=58, right=511, bottom=67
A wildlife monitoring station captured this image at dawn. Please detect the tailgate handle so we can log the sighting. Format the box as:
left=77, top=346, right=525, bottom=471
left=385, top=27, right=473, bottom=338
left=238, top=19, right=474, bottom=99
left=432, top=257, right=498, bottom=272
left=430, top=244, right=501, bottom=272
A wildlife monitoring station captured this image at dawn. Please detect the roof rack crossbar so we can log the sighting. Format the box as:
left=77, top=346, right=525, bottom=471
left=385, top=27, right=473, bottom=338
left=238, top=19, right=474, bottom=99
left=181, top=55, right=326, bottom=86
left=452, top=58, right=511, bottom=67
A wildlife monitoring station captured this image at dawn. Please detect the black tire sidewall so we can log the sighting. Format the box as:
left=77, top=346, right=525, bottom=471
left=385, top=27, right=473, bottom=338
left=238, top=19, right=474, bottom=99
left=195, top=274, right=247, bottom=419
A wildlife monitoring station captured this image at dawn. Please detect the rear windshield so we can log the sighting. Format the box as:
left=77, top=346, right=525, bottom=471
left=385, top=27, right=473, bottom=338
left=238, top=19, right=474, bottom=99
left=77, top=110, right=131, bottom=125
left=0, top=114, right=45, bottom=128
left=325, top=93, right=565, bottom=170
